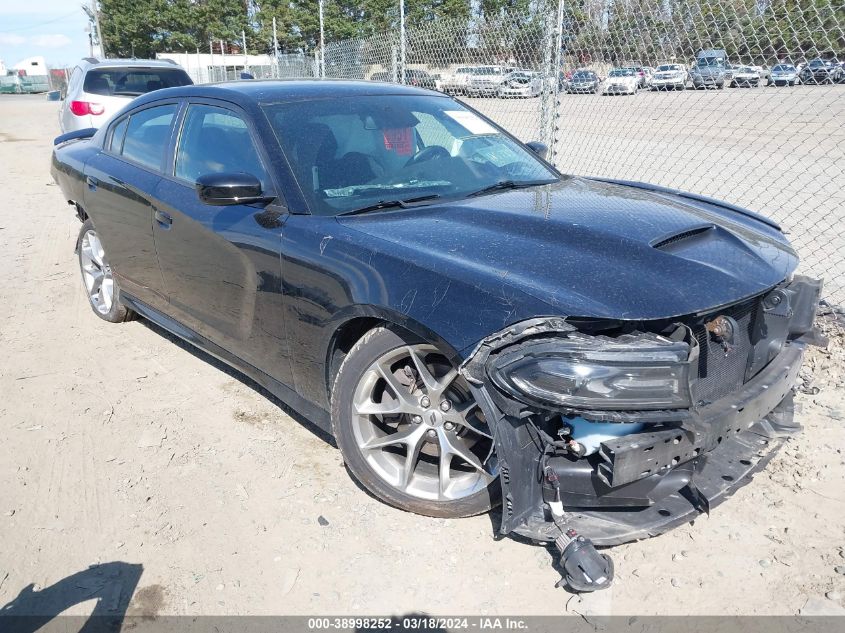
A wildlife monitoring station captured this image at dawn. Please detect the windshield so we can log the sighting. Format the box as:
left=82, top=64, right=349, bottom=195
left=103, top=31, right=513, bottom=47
left=609, top=69, right=633, bottom=77
left=573, top=72, right=594, bottom=79
left=657, top=65, right=681, bottom=72
left=773, top=65, right=794, bottom=71
left=83, top=67, right=192, bottom=96
left=261, top=95, right=557, bottom=216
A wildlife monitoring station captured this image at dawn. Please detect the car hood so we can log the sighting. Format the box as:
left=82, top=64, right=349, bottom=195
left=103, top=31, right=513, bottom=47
left=338, top=177, right=797, bottom=320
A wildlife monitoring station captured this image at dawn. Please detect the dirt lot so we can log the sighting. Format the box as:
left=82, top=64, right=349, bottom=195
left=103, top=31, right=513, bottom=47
left=1, top=94, right=844, bottom=618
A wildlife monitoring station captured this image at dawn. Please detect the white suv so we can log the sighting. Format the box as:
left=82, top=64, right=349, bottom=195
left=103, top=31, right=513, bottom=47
left=59, top=58, right=192, bottom=133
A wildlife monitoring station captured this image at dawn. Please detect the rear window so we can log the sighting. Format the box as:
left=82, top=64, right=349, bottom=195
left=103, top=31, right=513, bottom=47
left=120, top=104, right=177, bottom=171
left=83, top=67, right=192, bottom=97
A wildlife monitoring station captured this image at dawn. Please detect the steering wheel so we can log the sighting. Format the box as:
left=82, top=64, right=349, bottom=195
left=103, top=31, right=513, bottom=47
left=405, top=145, right=450, bottom=167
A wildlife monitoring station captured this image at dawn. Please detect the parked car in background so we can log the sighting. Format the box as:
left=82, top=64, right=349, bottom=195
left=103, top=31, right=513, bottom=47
left=624, top=65, right=649, bottom=88
left=566, top=70, right=600, bottom=93
left=59, top=58, right=192, bottom=133
left=768, top=64, right=798, bottom=86
left=799, top=58, right=843, bottom=84
left=441, top=66, right=477, bottom=95
left=650, top=64, right=688, bottom=90
left=603, top=68, right=639, bottom=95
left=497, top=70, right=541, bottom=98
left=369, top=70, right=437, bottom=90
left=0, top=73, right=50, bottom=94
left=691, top=50, right=732, bottom=89
left=403, top=69, right=437, bottom=90
left=466, top=65, right=510, bottom=96
left=730, top=66, right=760, bottom=87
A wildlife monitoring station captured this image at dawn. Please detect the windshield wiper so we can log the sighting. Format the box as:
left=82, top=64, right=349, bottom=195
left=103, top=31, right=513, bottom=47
left=342, top=194, right=441, bottom=216
left=467, top=179, right=555, bottom=198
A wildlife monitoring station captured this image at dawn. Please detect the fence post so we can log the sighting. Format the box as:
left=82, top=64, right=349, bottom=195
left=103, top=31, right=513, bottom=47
left=319, top=0, right=326, bottom=77
left=399, top=0, right=406, bottom=83
left=550, top=0, right=564, bottom=165
left=273, top=16, right=280, bottom=79
left=539, top=4, right=556, bottom=151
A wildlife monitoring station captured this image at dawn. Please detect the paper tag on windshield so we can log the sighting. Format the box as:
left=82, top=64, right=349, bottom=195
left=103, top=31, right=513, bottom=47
left=383, top=128, right=413, bottom=155
left=444, top=110, right=497, bottom=135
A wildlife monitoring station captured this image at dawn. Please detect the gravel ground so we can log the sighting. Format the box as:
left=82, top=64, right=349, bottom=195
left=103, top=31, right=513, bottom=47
left=0, top=94, right=844, bottom=618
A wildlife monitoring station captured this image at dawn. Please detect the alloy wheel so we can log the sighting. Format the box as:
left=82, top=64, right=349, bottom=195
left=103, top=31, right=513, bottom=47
left=79, top=230, right=114, bottom=315
left=350, top=344, right=497, bottom=502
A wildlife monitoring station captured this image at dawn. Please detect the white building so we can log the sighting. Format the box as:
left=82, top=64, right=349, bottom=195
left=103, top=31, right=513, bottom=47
left=13, top=56, right=48, bottom=75
left=156, top=52, right=278, bottom=83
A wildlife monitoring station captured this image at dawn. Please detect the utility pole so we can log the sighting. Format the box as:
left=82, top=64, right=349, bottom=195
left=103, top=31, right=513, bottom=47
left=209, top=39, right=214, bottom=82
left=81, top=1, right=105, bottom=58
left=318, top=0, right=325, bottom=78
left=242, top=29, right=248, bottom=72
left=399, top=0, right=406, bottom=84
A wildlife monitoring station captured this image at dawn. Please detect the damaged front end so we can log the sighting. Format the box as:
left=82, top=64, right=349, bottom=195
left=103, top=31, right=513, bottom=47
left=460, top=275, right=825, bottom=591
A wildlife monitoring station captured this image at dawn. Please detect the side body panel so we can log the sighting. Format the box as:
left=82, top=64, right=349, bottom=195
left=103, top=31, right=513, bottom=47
left=82, top=151, right=168, bottom=311
left=278, top=214, right=557, bottom=410
left=152, top=177, right=293, bottom=384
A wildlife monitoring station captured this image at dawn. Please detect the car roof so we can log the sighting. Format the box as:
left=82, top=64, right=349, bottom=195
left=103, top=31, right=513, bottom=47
left=126, top=78, right=441, bottom=110
left=79, top=57, right=182, bottom=70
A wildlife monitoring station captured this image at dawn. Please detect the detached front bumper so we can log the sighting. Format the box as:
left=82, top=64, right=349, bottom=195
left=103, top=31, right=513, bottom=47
left=461, top=276, right=823, bottom=546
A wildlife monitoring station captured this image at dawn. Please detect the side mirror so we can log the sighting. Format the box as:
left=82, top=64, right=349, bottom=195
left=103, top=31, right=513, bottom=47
left=195, top=172, right=272, bottom=206
left=525, top=141, right=548, bottom=160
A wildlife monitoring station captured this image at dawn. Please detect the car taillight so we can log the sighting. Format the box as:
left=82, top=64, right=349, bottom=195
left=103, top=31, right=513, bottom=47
left=69, top=100, right=105, bottom=116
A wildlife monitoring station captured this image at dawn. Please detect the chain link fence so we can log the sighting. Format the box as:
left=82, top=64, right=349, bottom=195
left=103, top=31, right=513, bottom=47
left=187, top=2, right=845, bottom=315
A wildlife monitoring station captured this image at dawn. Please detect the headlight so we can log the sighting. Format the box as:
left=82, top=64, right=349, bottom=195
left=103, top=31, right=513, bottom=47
left=489, top=333, right=693, bottom=410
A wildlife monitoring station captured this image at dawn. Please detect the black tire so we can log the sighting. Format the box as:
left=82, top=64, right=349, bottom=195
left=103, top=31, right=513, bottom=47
left=331, top=325, right=498, bottom=518
left=77, top=219, right=134, bottom=323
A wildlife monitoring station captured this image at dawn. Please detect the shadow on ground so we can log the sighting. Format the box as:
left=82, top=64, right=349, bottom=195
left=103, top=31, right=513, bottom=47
left=0, top=561, right=142, bottom=633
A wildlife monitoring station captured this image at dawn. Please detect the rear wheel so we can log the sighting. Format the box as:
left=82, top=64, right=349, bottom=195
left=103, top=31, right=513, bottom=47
left=77, top=219, right=133, bottom=323
left=331, top=326, right=498, bottom=518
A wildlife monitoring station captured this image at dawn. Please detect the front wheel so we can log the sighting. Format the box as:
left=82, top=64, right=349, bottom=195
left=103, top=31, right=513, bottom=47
left=331, top=327, right=498, bottom=518
left=77, top=219, right=133, bottom=323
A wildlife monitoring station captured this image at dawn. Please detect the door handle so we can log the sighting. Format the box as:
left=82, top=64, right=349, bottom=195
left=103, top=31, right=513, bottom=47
left=86, top=176, right=99, bottom=191
left=154, top=209, right=172, bottom=227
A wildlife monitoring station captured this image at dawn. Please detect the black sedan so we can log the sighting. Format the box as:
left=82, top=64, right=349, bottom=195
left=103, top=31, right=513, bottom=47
left=51, top=80, right=821, bottom=592
left=566, top=70, right=600, bottom=94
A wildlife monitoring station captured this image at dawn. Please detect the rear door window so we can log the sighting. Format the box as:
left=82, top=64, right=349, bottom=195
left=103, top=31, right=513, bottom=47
left=120, top=104, right=178, bottom=171
left=83, top=67, right=192, bottom=97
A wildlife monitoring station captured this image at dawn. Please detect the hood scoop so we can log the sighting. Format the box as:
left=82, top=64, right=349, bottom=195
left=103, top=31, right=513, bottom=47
left=651, top=224, right=715, bottom=251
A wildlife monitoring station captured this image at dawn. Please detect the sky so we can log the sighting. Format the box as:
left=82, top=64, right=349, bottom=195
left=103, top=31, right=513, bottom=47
left=0, top=0, right=93, bottom=70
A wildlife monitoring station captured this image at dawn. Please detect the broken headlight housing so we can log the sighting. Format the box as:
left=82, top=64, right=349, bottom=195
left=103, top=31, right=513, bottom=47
left=489, top=332, right=693, bottom=410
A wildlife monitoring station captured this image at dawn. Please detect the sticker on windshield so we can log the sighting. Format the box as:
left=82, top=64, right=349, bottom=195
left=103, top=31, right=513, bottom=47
left=383, top=128, right=413, bottom=155
left=444, top=110, right=497, bottom=135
